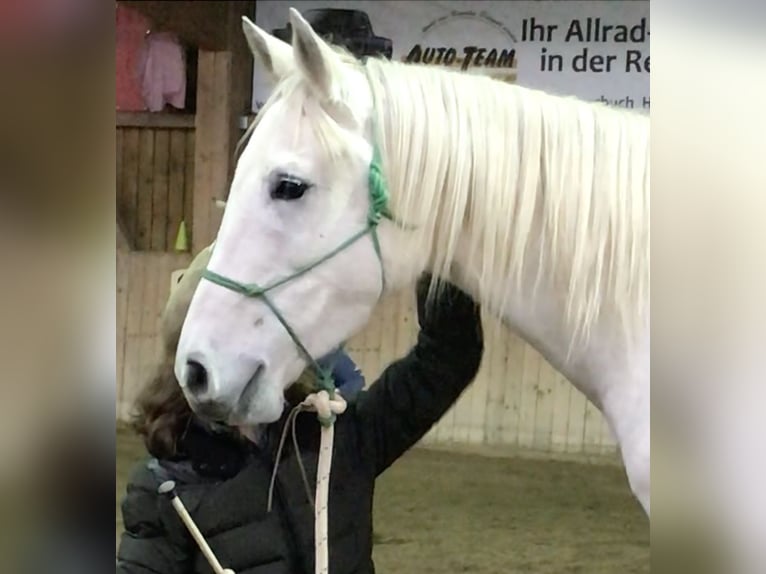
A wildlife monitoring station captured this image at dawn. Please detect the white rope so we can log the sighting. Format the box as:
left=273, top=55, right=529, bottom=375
left=300, top=390, right=348, bottom=574
left=164, top=389, right=346, bottom=574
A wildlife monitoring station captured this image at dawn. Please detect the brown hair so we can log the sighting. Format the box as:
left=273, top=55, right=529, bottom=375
left=130, top=354, right=192, bottom=459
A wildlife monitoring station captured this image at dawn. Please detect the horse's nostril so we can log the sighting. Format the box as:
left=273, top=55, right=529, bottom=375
left=185, top=359, right=208, bottom=396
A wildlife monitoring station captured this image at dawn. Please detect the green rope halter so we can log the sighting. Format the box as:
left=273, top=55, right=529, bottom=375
left=201, top=62, right=396, bottom=426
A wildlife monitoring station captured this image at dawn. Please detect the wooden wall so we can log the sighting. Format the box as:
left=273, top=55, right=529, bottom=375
left=116, top=248, right=192, bottom=420
left=116, top=113, right=196, bottom=251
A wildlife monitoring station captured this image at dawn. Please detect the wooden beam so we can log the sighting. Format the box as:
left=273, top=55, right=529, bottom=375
left=190, top=1, right=253, bottom=252
left=225, top=1, right=254, bottom=186
left=117, top=213, right=133, bottom=251
left=116, top=112, right=195, bottom=129
left=120, top=1, right=229, bottom=51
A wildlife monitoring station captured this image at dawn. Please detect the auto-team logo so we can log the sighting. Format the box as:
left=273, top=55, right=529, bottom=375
left=404, top=10, right=518, bottom=83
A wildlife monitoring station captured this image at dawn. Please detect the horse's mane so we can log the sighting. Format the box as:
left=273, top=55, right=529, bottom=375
left=252, top=51, right=649, bottom=349
left=365, top=58, right=649, bottom=348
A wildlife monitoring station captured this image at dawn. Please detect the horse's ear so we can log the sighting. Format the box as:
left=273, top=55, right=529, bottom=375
left=241, top=16, right=293, bottom=81
left=289, top=8, right=342, bottom=101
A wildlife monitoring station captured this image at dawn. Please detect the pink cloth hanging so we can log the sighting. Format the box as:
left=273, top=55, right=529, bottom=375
left=116, top=4, right=149, bottom=111
left=138, top=31, right=186, bottom=112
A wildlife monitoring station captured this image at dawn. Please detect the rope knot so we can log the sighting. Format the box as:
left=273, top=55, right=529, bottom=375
left=302, top=389, right=348, bottom=428
left=243, top=284, right=265, bottom=297
left=367, top=160, right=389, bottom=225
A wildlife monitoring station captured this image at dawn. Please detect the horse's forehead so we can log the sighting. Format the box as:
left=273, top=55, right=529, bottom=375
left=256, top=99, right=303, bottom=139
left=240, top=72, right=372, bottom=175
left=236, top=126, right=334, bottom=191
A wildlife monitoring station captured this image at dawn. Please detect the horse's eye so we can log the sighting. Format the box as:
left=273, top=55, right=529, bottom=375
left=272, top=178, right=309, bottom=201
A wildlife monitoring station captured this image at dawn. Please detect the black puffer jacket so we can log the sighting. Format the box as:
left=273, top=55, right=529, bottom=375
left=117, top=280, right=483, bottom=574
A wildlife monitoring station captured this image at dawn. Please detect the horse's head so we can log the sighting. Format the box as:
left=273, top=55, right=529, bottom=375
left=175, top=9, right=414, bottom=425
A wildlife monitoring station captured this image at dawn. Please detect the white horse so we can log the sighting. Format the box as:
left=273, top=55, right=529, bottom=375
left=175, top=8, right=650, bottom=516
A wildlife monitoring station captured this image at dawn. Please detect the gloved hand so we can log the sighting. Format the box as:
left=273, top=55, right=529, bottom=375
left=415, top=274, right=483, bottom=351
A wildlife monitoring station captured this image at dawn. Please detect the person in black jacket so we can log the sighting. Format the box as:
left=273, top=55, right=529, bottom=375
left=116, top=251, right=483, bottom=574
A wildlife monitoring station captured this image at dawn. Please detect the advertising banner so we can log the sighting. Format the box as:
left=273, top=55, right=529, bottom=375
left=252, top=0, right=649, bottom=112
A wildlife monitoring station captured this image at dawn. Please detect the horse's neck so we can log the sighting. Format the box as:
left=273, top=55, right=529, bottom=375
left=447, top=235, right=643, bottom=407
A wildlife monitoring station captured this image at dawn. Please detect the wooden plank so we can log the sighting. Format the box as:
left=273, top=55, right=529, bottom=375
left=599, top=415, right=618, bottom=456
left=532, top=358, right=557, bottom=451
left=120, top=128, right=140, bottom=245
left=390, top=291, right=405, bottom=366
left=116, top=250, right=129, bottom=406
left=550, top=373, right=574, bottom=453
left=116, top=128, right=123, bottom=201
left=116, top=127, right=131, bottom=252
left=121, top=254, right=146, bottom=410
left=192, top=51, right=216, bottom=253
left=501, top=334, right=526, bottom=446
left=151, top=130, right=170, bottom=251
left=566, top=387, right=588, bottom=455
left=450, top=373, right=472, bottom=443
left=116, top=252, right=194, bottom=421
left=225, top=1, right=255, bottom=186
left=418, top=288, right=438, bottom=450
left=151, top=253, right=171, bottom=358
left=480, top=337, right=497, bottom=445
left=192, top=12, right=251, bottom=252
left=208, top=51, right=231, bottom=236
left=397, top=290, right=416, bottom=358
left=347, top=321, right=365, bottom=381
left=344, top=325, right=363, bottom=377
left=117, top=215, right=132, bottom=251
left=167, top=130, right=187, bottom=250
left=432, top=400, right=455, bottom=446
left=421, top=314, right=442, bottom=447
left=483, top=321, right=508, bottom=445
left=135, top=255, right=163, bottom=407
left=431, top=299, right=457, bottom=444
left=435, top=387, right=459, bottom=445
left=583, top=398, right=604, bottom=455
left=466, top=376, right=488, bottom=444
left=136, top=129, right=156, bottom=250
left=117, top=111, right=196, bottom=129
left=157, top=253, right=180, bottom=320
left=463, top=314, right=494, bottom=444
left=517, top=344, right=541, bottom=448
left=434, top=295, right=480, bottom=445
left=124, top=255, right=145, bottom=339
left=347, top=319, right=368, bottom=382
left=378, top=294, right=397, bottom=381
left=184, top=130, right=195, bottom=249
left=186, top=1, right=254, bottom=253
left=366, top=301, right=384, bottom=381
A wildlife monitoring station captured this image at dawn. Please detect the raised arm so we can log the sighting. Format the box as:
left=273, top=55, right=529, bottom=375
left=354, top=276, right=483, bottom=476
